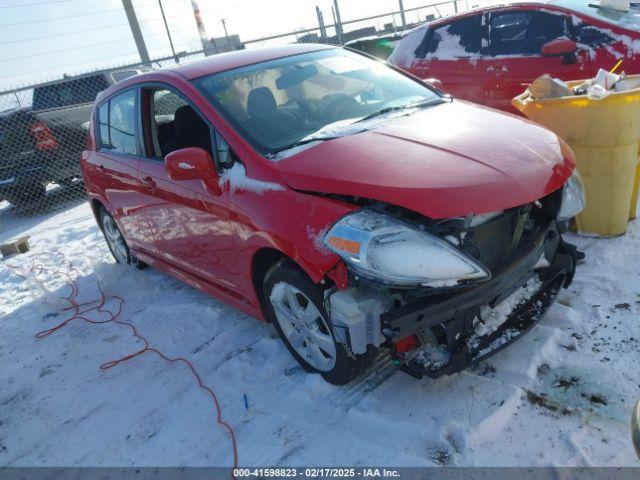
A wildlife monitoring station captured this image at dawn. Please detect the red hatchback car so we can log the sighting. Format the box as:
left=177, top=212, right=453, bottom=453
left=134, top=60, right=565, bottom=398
left=82, top=44, right=585, bottom=385
left=388, top=0, right=640, bottom=112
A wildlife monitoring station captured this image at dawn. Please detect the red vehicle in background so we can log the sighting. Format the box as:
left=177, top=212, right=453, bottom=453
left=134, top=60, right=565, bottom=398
left=388, top=0, right=640, bottom=112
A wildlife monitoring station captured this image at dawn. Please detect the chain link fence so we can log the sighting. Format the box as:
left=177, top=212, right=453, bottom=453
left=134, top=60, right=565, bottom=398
left=0, top=1, right=467, bottom=221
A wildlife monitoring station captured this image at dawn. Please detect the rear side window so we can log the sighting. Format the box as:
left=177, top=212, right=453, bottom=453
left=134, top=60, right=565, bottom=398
left=96, top=89, right=138, bottom=155
left=489, top=11, right=568, bottom=56
left=417, top=16, right=482, bottom=58
left=33, top=74, right=110, bottom=111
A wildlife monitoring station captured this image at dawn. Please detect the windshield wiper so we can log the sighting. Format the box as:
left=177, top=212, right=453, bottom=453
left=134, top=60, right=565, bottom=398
left=267, top=136, right=337, bottom=157
left=356, top=98, right=445, bottom=123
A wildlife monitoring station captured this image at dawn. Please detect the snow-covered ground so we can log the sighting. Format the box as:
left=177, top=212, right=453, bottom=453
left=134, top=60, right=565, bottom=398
left=0, top=201, right=638, bottom=467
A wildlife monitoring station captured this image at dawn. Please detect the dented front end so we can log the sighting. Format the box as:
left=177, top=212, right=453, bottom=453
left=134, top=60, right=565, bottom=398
left=325, top=191, right=582, bottom=378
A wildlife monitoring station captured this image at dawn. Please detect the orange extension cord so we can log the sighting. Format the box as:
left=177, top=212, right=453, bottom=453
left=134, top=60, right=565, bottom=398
left=6, top=256, right=239, bottom=475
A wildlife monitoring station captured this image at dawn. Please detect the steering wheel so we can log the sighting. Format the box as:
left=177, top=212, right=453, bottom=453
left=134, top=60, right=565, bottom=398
left=320, top=94, right=362, bottom=123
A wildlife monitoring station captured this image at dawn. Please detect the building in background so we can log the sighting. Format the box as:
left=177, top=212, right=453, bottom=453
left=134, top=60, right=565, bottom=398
left=203, top=34, right=245, bottom=54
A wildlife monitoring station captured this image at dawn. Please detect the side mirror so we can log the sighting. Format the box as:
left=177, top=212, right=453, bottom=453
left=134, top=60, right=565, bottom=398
left=424, top=77, right=443, bottom=90
left=542, top=37, right=578, bottom=58
left=165, top=147, right=221, bottom=195
left=633, top=399, right=640, bottom=459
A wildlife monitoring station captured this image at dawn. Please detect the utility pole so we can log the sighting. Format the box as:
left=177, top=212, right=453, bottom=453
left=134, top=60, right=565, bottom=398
left=158, top=0, right=178, bottom=63
left=333, top=0, right=344, bottom=45
left=121, top=0, right=151, bottom=66
left=221, top=18, right=231, bottom=49
left=316, top=6, right=327, bottom=41
left=398, top=0, right=407, bottom=28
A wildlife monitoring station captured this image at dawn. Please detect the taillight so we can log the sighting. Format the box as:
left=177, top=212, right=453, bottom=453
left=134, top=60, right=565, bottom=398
left=30, top=122, right=58, bottom=151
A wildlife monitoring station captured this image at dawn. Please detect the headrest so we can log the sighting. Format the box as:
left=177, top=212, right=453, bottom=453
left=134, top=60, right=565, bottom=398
left=173, top=105, right=208, bottom=138
left=247, top=87, right=278, bottom=118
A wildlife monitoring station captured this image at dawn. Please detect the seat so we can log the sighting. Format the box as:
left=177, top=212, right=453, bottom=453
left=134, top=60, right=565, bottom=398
left=245, top=87, right=298, bottom=147
left=162, top=105, right=212, bottom=156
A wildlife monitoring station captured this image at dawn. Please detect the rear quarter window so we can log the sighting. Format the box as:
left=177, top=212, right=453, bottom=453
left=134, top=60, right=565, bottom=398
left=96, top=89, right=138, bottom=156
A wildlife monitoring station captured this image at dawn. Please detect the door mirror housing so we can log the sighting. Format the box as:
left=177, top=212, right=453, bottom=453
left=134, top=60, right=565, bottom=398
left=165, top=147, right=222, bottom=195
left=542, top=37, right=577, bottom=57
left=166, top=147, right=217, bottom=181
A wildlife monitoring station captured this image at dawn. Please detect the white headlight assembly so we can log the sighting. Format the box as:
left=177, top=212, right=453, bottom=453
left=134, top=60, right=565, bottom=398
left=558, top=170, right=586, bottom=221
left=323, top=210, right=490, bottom=288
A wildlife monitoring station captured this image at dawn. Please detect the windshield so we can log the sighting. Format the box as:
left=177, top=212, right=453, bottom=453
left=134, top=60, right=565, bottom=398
left=194, top=48, right=441, bottom=156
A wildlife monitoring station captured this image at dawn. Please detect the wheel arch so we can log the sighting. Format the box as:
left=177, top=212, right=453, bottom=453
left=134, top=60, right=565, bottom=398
left=90, top=197, right=106, bottom=228
left=251, top=247, right=339, bottom=321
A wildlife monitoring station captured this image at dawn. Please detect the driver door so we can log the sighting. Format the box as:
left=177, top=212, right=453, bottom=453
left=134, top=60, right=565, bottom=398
left=137, top=86, right=241, bottom=293
left=479, top=9, right=589, bottom=112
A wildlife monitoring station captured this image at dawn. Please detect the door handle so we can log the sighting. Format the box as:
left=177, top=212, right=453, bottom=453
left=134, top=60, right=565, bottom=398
left=96, top=164, right=105, bottom=173
left=141, top=176, right=156, bottom=191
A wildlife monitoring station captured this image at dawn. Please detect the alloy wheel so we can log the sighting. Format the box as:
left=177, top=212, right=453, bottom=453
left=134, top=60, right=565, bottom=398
left=102, top=214, right=128, bottom=264
left=270, top=281, right=337, bottom=372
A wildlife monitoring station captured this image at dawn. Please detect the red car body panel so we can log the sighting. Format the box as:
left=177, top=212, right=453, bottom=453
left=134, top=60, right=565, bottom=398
left=81, top=45, right=574, bottom=323
left=389, top=1, right=640, bottom=113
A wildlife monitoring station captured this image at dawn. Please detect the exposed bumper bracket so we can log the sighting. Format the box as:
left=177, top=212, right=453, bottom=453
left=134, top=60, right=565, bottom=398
left=393, top=241, right=580, bottom=379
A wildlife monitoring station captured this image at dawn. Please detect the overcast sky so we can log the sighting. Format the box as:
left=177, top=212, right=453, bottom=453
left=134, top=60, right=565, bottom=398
left=0, top=0, right=470, bottom=91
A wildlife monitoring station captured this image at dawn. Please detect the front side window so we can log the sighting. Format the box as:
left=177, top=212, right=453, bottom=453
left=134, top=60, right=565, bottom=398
left=96, top=89, right=137, bottom=155
left=417, top=16, right=482, bottom=58
left=194, top=48, right=442, bottom=156
left=144, top=87, right=213, bottom=159
left=489, top=11, right=568, bottom=56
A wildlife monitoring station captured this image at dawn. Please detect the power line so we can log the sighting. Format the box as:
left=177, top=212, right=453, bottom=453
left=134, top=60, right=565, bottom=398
left=0, top=0, right=78, bottom=8
left=0, top=40, right=203, bottom=82
left=0, top=4, right=221, bottom=29
left=0, top=0, right=184, bottom=7
left=0, top=7, right=125, bottom=27
left=0, top=26, right=199, bottom=64
left=0, top=23, right=131, bottom=46
left=0, top=1, right=169, bottom=27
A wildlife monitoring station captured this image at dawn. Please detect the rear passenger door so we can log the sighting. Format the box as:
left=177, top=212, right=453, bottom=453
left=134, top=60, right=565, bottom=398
left=411, top=15, right=485, bottom=103
left=91, top=88, right=150, bottom=251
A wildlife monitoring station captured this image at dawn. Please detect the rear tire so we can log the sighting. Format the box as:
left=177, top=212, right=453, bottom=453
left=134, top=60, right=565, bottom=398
left=263, top=260, right=372, bottom=385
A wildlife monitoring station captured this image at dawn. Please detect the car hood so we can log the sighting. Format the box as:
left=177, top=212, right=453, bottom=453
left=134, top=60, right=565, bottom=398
left=274, top=101, right=574, bottom=219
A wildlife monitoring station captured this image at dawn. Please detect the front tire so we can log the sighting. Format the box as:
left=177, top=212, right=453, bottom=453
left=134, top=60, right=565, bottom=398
left=263, top=260, right=371, bottom=385
left=99, top=208, right=145, bottom=268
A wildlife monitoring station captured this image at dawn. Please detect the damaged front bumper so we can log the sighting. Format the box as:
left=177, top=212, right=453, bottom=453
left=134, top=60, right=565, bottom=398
left=382, top=240, right=580, bottom=379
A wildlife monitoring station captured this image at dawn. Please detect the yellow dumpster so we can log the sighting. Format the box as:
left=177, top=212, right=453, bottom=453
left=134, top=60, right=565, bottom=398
left=631, top=159, right=640, bottom=220
left=513, top=76, right=640, bottom=237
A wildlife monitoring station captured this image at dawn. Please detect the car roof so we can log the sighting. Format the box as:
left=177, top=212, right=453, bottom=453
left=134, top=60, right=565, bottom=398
left=164, top=43, right=335, bottom=80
